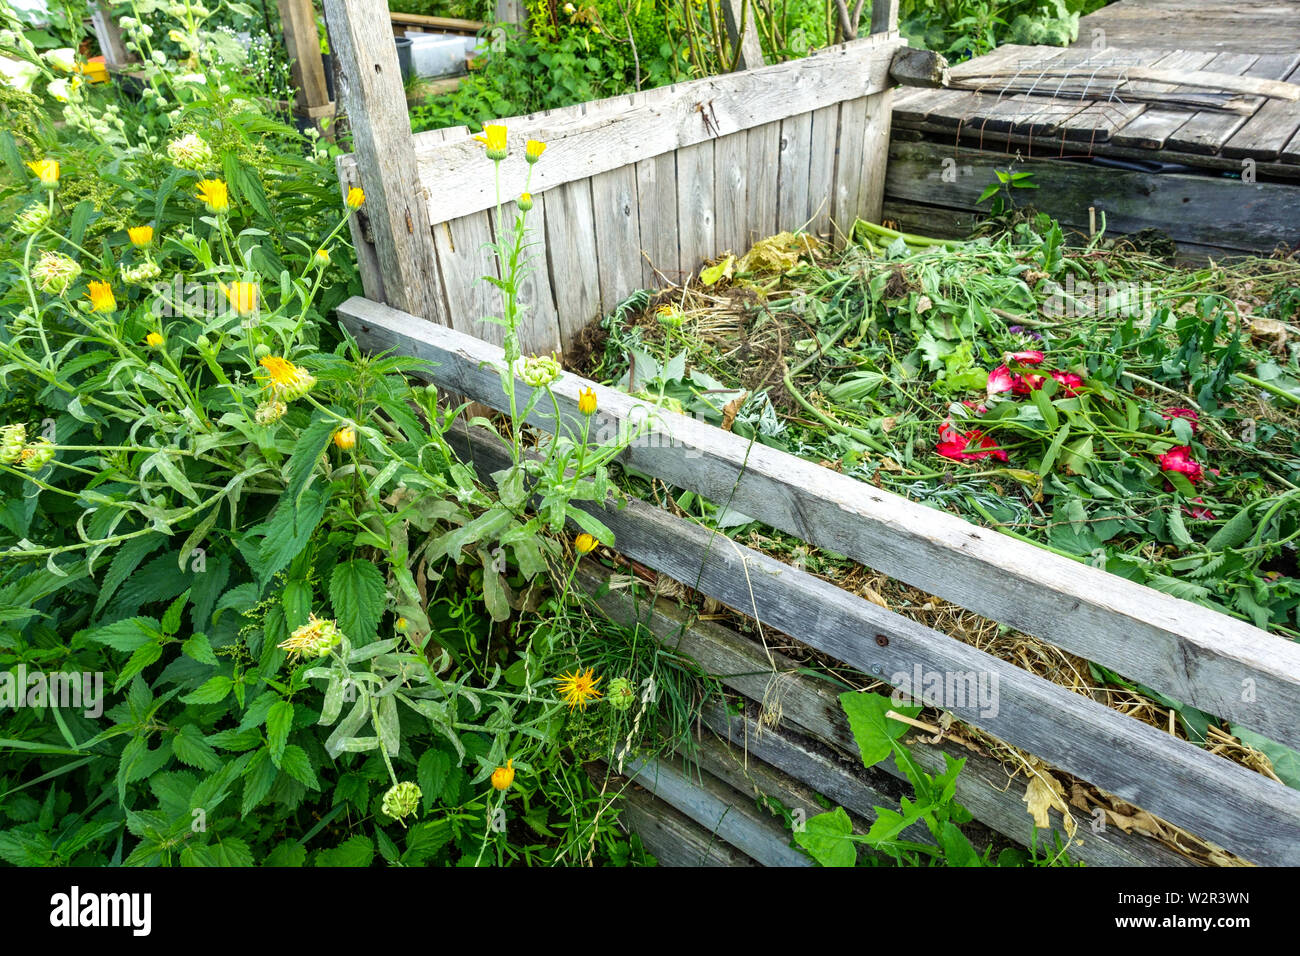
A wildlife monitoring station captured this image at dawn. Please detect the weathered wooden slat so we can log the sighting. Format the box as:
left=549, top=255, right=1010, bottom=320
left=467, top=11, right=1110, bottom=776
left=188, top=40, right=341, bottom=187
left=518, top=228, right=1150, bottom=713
left=858, top=90, right=892, bottom=224
left=336, top=296, right=1300, bottom=755
left=620, top=753, right=812, bottom=866
left=589, top=166, right=645, bottom=316
left=503, top=194, right=562, bottom=355
left=807, top=105, right=840, bottom=238
left=713, top=129, right=751, bottom=255
left=541, top=178, right=602, bottom=351
left=885, top=138, right=1300, bottom=254
left=746, top=120, right=782, bottom=242
left=1221, top=58, right=1300, bottom=161
left=777, top=111, right=813, bottom=230
left=675, top=140, right=717, bottom=277
left=559, top=471, right=1300, bottom=866
left=720, top=0, right=765, bottom=71
left=635, top=153, right=681, bottom=288
left=431, top=211, right=501, bottom=346
left=617, top=783, right=758, bottom=866
left=1108, top=51, right=1220, bottom=149
left=335, top=156, right=387, bottom=304
left=401, top=33, right=901, bottom=225
left=581, top=566, right=1195, bottom=866
left=442, top=420, right=1290, bottom=864
left=91, top=2, right=132, bottom=70
left=323, top=0, right=448, bottom=325
left=830, top=97, right=868, bottom=243
left=1163, top=52, right=1263, bottom=155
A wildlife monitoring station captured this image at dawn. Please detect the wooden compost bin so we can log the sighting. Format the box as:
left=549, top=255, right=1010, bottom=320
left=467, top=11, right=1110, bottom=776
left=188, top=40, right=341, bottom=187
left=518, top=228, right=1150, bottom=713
left=324, top=0, right=1300, bottom=866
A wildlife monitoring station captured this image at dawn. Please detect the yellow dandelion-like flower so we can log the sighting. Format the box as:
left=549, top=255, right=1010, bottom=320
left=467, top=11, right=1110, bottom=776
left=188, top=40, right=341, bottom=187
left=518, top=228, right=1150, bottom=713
left=491, top=759, right=515, bottom=791
left=346, top=186, right=365, bottom=210
left=555, top=667, right=602, bottom=711
left=481, top=123, right=507, bottom=161
left=127, top=225, right=154, bottom=248
left=578, top=386, right=597, bottom=416
left=525, top=139, right=546, bottom=164
left=259, top=355, right=316, bottom=402
left=223, top=281, right=259, bottom=317
left=518, top=192, right=533, bottom=212
left=278, top=613, right=343, bottom=660
left=575, top=532, right=598, bottom=554
left=195, top=178, right=230, bottom=214
left=313, top=248, right=331, bottom=267
left=145, top=332, right=164, bottom=347
left=86, top=281, right=117, bottom=313
left=656, top=304, right=683, bottom=328
left=27, top=159, right=60, bottom=189
left=333, top=426, right=356, bottom=450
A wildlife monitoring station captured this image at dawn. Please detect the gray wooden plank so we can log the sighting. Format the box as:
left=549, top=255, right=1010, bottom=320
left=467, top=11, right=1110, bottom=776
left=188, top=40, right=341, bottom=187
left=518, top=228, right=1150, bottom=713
left=746, top=120, right=781, bottom=243
left=777, top=111, right=813, bottom=231
left=1221, top=57, right=1300, bottom=161
left=885, top=138, right=1300, bottom=254
left=713, top=128, right=751, bottom=256
left=542, top=178, right=603, bottom=349
left=675, top=139, right=717, bottom=277
left=407, top=33, right=902, bottom=224
left=807, top=105, right=839, bottom=238
left=618, top=785, right=758, bottom=866
left=858, top=90, right=892, bottom=225
left=502, top=193, right=562, bottom=356
left=431, top=210, right=501, bottom=345
left=335, top=295, right=1300, bottom=757
left=441, top=421, right=1297, bottom=865
left=635, top=152, right=680, bottom=287
left=830, top=96, right=867, bottom=244
left=583, top=566, right=1195, bottom=866
left=1162, top=51, right=1266, bottom=154
left=335, top=155, right=387, bottom=304
left=1108, top=50, right=1221, bottom=149
left=322, top=0, right=448, bottom=325
left=1284, top=123, right=1300, bottom=165
left=589, top=166, right=644, bottom=317
left=621, top=753, right=812, bottom=866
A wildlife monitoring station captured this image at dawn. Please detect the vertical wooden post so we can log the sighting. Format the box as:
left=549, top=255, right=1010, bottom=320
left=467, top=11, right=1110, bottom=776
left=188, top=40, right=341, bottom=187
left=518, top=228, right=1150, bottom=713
left=494, top=0, right=526, bottom=26
left=277, top=0, right=334, bottom=133
left=720, top=0, right=764, bottom=71
left=869, top=0, right=899, bottom=35
left=91, top=2, right=131, bottom=70
left=322, top=0, right=449, bottom=325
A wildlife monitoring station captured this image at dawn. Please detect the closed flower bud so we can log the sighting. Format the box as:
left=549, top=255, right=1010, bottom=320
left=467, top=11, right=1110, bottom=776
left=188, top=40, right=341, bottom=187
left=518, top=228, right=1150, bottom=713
left=18, top=438, right=55, bottom=471
left=578, top=386, right=597, bottom=415
left=381, top=781, right=422, bottom=823
left=333, top=426, right=356, bottom=450
left=0, top=424, right=27, bottom=465
left=16, top=202, right=50, bottom=235
left=166, top=133, right=215, bottom=171
left=518, top=191, right=533, bottom=212
left=254, top=399, right=287, bottom=425
left=145, top=332, right=164, bottom=347
left=607, top=677, right=636, bottom=711
left=575, top=532, right=597, bottom=554
left=30, top=251, right=81, bottom=295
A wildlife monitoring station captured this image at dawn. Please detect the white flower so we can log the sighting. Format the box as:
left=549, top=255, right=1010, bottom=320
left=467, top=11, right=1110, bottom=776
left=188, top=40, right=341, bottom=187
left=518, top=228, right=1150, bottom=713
left=152, top=50, right=167, bottom=65
left=42, top=47, right=76, bottom=72
left=0, top=54, right=38, bottom=93
left=47, top=77, right=75, bottom=102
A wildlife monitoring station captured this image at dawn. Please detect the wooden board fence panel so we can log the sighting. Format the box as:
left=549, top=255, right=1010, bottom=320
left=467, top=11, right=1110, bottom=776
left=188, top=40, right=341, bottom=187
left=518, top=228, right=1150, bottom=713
left=578, top=565, right=1196, bottom=866
left=439, top=415, right=1300, bottom=866
left=675, top=140, right=717, bottom=278
left=335, top=298, right=1300, bottom=759
left=777, top=111, right=814, bottom=231
left=542, top=179, right=602, bottom=351
left=618, top=785, right=759, bottom=866
left=746, top=121, right=783, bottom=242
left=713, top=129, right=751, bottom=255
left=634, top=152, right=680, bottom=288
left=808, top=105, right=840, bottom=237
left=432, top=212, right=502, bottom=346
left=589, top=166, right=644, bottom=316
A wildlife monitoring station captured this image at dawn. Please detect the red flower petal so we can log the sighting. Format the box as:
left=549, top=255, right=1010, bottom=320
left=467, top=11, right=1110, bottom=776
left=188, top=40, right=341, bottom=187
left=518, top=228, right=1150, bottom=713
left=986, top=364, right=1016, bottom=396
left=1008, top=350, right=1045, bottom=365
left=1050, top=370, right=1085, bottom=397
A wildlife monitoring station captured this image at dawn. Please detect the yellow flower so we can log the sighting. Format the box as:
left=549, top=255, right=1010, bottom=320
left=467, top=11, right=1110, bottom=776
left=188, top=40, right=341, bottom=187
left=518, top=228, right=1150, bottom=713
left=555, top=667, right=602, bottom=711
left=491, top=759, right=515, bottom=791
left=656, top=304, right=683, bottom=328
left=575, top=532, right=598, bottom=554
left=481, top=123, right=507, bottom=161
left=195, top=178, right=230, bottom=214
left=314, top=248, right=331, bottom=267
left=260, top=355, right=316, bottom=402
left=518, top=192, right=533, bottom=212
left=223, top=281, right=259, bottom=317
left=27, top=159, right=60, bottom=188
left=145, top=332, right=164, bottom=347
left=346, top=186, right=365, bottom=210
left=127, top=225, right=154, bottom=247
left=525, top=139, right=546, bottom=164
left=86, top=281, right=117, bottom=314
left=333, top=426, right=356, bottom=450
left=578, top=387, right=597, bottom=416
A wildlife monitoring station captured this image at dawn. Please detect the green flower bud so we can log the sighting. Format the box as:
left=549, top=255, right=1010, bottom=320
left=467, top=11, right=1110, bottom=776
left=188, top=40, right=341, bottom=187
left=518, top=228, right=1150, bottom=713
left=607, top=677, right=636, bottom=712
left=381, top=781, right=422, bottom=824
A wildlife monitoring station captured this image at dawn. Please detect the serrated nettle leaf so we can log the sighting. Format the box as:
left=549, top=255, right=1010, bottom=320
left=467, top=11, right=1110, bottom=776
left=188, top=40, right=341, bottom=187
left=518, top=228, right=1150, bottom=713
left=181, top=633, right=219, bottom=666
left=330, top=560, right=387, bottom=645
left=266, top=700, right=294, bottom=766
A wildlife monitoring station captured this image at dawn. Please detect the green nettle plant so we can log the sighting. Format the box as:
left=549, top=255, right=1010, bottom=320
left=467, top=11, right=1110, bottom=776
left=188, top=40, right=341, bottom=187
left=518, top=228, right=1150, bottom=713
left=0, top=4, right=662, bottom=867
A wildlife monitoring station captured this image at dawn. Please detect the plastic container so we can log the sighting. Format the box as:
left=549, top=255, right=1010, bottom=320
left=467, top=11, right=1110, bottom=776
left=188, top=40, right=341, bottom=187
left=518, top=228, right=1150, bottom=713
left=406, top=32, right=479, bottom=78
left=394, top=36, right=413, bottom=83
